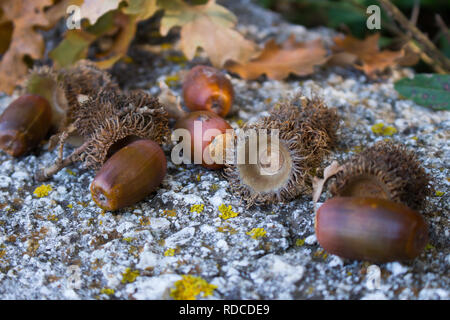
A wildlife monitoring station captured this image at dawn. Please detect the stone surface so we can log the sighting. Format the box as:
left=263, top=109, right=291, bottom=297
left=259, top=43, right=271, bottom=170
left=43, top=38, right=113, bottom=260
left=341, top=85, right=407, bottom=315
left=0, top=0, right=448, bottom=300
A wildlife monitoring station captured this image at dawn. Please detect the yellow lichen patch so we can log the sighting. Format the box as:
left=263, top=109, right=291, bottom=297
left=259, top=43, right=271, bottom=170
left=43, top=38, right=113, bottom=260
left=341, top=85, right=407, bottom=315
left=66, top=169, right=77, bottom=176
left=295, top=238, right=305, bottom=246
left=122, top=237, right=135, bottom=243
left=435, top=191, right=444, bottom=197
left=67, top=204, right=73, bottom=209
left=218, top=204, right=239, bottom=220
left=121, top=268, right=140, bottom=284
left=371, top=123, right=397, bottom=136
left=196, top=173, right=202, bottom=182
left=246, top=228, right=267, bottom=240
left=166, top=55, right=187, bottom=64
left=163, top=209, right=177, bottom=217
left=425, top=243, right=435, bottom=251
left=190, top=204, right=204, bottom=214
left=170, top=275, right=217, bottom=300
left=33, top=184, right=52, bottom=198
left=100, top=288, right=115, bottom=295
left=235, top=119, right=245, bottom=128
left=47, top=214, right=58, bottom=222
left=165, top=74, right=180, bottom=86
left=164, top=248, right=176, bottom=257
left=139, top=216, right=151, bottom=226
left=210, top=184, right=219, bottom=191
left=217, top=225, right=237, bottom=234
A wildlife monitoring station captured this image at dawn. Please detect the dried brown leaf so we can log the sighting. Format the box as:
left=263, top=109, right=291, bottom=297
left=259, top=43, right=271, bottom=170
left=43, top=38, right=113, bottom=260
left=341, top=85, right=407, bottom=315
left=159, top=0, right=257, bottom=67
left=0, top=0, right=57, bottom=93
left=225, top=36, right=328, bottom=80
left=331, top=33, right=405, bottom=77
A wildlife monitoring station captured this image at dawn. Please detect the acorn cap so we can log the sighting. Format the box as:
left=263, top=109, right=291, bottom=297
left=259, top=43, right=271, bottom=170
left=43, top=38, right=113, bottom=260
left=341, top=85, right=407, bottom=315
left=23, top=60, right=118, bottom=130
left=329, top=140, right=431, bottom=210
left=74, top=89, right=169, bottom=170
left=224, top=94, right=339, bottom=207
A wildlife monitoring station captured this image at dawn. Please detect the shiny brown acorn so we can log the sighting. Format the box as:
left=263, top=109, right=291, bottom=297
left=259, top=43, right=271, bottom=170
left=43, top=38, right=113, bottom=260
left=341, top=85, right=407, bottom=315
left=174, top=111, right=232, bottom=170
left=315, top=197, right=428, bottom=262
left=182, top=65, right=234, bottom=117
left=0, top=94, right=52, bottom=157
left=90, top=139, right=166, bottom=211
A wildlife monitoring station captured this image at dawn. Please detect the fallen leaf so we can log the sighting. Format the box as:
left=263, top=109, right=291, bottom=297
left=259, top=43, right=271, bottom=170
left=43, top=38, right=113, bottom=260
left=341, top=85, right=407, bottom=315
left=312, top=161, right=342, bottom=210
left=225, top=36, right=328, bottom=80
left=51, top=0, right=158, bottom=69
left=332, top=33, right=405, bottom=77
left=394, top=74, right=450, bottom=111
left=159, top=0, right=257, bottom=67
left=0, top=0, right=59, bottom=93
left=80, top=0, right=122, bottom=25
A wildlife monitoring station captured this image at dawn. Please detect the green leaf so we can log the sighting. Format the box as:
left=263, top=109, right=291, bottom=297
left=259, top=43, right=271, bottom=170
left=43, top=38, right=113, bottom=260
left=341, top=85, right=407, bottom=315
left=394, top=74, right=450, bottom=111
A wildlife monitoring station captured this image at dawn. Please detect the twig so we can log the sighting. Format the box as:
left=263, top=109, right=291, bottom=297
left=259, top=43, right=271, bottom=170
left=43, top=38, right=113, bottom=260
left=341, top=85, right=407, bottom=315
left=35, top=141, right=90, bottom=181
left=410, top=0, right=420, bottom=27
left=379, top=0, right=450, bottom=73
left=436, top=14, right=450, bottom=43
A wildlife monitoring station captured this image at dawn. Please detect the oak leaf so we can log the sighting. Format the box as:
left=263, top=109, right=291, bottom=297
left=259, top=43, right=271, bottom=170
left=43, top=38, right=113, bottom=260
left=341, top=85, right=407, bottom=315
left=159, top=0, right=257, bottom=67
left=0, top=0, right=60, bottom=94
left=331, top=33, right=405, bottom=77
left=225, top=36, right=328, bottom=80
left=51, top=0, right=159, bottom=69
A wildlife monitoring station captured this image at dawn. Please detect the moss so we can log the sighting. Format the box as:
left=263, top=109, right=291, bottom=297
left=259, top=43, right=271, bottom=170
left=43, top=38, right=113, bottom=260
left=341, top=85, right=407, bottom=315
left=121, top=268, right=140, bottom=284
left=170, top=275, right=217, bottom=300
left=435, top=191, right=444, bottom=197
left=33, top=184, right=52, bottom=198
left=246, top=228, right=267, bottom=239
left=190, top=204, right=204, bottom=214
left=218, top=204, right=239, bottom=220
left=295, top=238, right=305, bottom=246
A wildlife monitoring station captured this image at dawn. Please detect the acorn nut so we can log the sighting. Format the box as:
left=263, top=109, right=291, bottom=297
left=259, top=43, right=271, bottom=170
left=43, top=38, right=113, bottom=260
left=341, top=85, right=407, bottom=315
left=315, top=197, right=428, bottom=262
left=182, top=65, right=234, bottom=117
left=90, top=139, right=167, bottom=211
left=174, top=110, right=232, bottom=170
left=0, top=94, right=52, bottom=157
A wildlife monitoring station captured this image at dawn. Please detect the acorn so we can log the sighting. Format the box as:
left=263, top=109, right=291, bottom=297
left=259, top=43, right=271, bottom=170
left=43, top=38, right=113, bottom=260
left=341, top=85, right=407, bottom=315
left=0, top=94, right=52, bottom=157
left=315, top=197, right=428, bottom=262
left=224, top=94, right=339, bottom=207
left=182, top=65, right=234, bottom=117
left=174, top=110, right=232, bottom=169
left=91, top=139, right=167, bottom=211
left=36, top=89, right=169, bottom=181
left=330, top=140, right=431, bottom=210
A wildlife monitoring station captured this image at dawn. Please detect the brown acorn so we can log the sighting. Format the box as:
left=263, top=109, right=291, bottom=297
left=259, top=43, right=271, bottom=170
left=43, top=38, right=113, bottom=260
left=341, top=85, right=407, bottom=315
left=315, top=197, right=428, bottom=262
left=91, top=139, right=167, bottom=211
left=0, top=94, right=52, bottom=157
left=182, top=65, right=234, bottom=117
left=174, top=110, right=233, bottom=169
left=224, top=94, right=339, bottom=207
left=330, top=140, right=431, bottom=210
left=36, top=89, right=169, bottom=181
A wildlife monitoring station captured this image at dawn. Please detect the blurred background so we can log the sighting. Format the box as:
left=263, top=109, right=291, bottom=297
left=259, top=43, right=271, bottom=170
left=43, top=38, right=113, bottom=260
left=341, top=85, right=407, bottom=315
left=257, top=0, right=450, bottom=72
